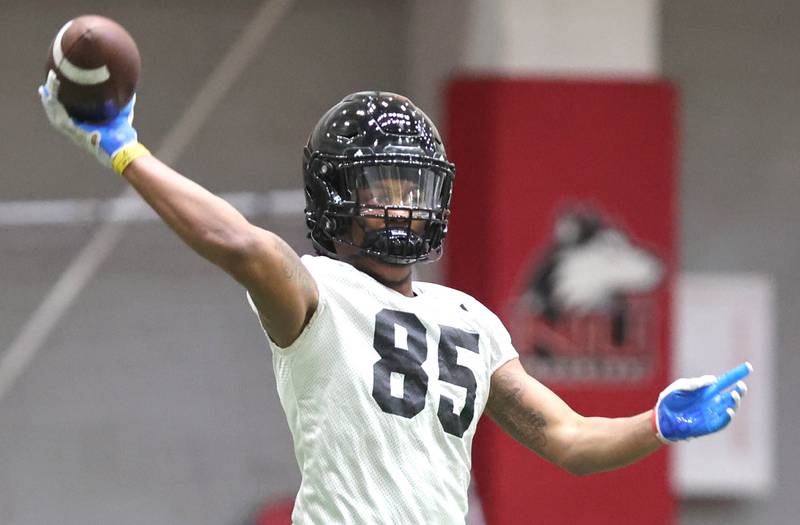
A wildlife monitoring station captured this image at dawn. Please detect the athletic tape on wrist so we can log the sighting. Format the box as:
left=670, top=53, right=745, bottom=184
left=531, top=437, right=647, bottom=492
left=112, top=143, right=151, bottom=174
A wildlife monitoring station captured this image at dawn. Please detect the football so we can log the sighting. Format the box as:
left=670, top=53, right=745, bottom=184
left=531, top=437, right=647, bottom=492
left=46, top=15, right=140, bottom=122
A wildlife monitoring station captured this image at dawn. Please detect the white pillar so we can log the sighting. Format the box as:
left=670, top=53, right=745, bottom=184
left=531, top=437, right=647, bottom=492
left=460, top=0, right=660, bottom=76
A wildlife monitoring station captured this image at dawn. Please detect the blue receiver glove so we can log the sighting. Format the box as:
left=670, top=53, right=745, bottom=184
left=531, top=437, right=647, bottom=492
left=654, top=362, right=752, bottom=443
left=38, top=70, right=150, bottom=173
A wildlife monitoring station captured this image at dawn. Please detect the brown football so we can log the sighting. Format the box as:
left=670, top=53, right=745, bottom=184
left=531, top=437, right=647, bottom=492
left=46, top=15, right=140, bottom=122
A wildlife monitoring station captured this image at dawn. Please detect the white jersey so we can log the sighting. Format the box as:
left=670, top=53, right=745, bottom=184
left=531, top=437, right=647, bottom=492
left=248, top=255, right=518, bottom=524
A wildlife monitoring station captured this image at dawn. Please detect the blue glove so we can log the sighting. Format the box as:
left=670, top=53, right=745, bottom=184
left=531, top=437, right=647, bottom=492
left=654, top=362, right=752, bottom=443
left=39, top=70, right=150, bottom=173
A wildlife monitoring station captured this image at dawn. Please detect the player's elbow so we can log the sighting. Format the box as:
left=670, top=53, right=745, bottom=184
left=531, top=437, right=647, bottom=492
left=194, top=226, right=262, bottom=275
left=218, top=228, right=284, bottom=285
left=558, top=446, right=601, bottom=476
left=549, top=416, right=598, bottom=477
left=560, top=458, right=596, bottom=477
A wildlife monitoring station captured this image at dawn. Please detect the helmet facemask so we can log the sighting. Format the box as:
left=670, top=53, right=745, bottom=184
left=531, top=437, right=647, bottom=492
left=305, top=155, right=454, bottom=265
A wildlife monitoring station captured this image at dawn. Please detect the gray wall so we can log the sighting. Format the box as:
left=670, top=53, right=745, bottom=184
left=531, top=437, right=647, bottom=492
left=1, top=1, right=410, bottom=523
left=663, top=1, right=800, bottom=524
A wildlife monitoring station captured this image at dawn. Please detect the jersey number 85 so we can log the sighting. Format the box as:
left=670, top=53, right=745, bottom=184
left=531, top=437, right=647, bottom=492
left=372, top=309, right=479, bottom=438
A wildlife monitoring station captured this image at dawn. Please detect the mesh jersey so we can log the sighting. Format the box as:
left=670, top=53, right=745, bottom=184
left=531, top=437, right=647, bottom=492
left=247, top=255, right=518, bottom=524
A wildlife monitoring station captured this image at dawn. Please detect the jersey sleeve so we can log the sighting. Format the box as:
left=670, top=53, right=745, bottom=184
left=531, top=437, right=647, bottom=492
left=486, top=313, right=519, bottom=373
left=459, top=294, right=519, bottom=374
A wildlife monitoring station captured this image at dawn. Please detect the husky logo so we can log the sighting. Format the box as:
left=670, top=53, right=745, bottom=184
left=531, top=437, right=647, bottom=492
left=510, top=209, right=665, bottom=382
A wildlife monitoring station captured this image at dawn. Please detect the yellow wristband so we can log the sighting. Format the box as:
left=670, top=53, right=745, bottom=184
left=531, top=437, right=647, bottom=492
left=111, top=143, right=151, bottom=174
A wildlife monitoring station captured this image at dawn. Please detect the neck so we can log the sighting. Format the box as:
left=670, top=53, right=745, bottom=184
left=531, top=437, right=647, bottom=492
left=338, top=253, right=415, bottom=297
left=361, top=264, right=414, bottom=296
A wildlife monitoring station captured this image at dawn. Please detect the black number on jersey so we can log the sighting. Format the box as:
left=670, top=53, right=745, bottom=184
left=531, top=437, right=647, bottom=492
left=437, top=326, right=480, bottom=437
left=372, top=309, right=429, bottom=418
left=371, top=309, right=480, bottom=437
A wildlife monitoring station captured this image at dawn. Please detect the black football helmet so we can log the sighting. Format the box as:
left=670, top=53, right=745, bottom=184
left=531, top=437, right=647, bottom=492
left=303, top=91, right=455, bottom=265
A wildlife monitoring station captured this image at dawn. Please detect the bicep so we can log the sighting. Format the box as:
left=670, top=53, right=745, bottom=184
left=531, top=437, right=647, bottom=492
left=486, top=358, right=580, bottom=464
left=229, top=227, right=318, bottom=347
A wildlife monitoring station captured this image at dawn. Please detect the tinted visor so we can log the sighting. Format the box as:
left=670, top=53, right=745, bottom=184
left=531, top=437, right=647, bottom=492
left=344, top=165, right=446, bottom=211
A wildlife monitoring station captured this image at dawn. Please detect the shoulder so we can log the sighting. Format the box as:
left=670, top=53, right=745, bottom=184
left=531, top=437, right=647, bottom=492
left=414, top=280, right=474, bottom=304
left=415, top=281, right=506, bottom=330
left=300, top=254, right=365, bottom=273
left=300, top=254, right=356, bottom=280
left=415, top=281, right=518, bottom=372
left=299, top=253, right=335, bottom=270
left=300, top=254, right=378, bottom=303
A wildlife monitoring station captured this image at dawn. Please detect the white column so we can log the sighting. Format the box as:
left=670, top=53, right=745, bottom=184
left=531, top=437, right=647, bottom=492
left=460, top=0, right=660, bottom=76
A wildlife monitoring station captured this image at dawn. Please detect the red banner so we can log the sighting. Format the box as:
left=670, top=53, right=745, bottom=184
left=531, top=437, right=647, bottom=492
left=445, top=78, right=677, bottom=525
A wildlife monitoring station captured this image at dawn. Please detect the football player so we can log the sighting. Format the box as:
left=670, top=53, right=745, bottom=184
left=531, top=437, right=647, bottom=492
left=39, top=73, right=751, bottom=524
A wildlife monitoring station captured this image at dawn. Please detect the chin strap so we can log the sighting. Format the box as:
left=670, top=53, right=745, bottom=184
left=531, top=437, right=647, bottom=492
left=361, top=227, right=427, bottom=262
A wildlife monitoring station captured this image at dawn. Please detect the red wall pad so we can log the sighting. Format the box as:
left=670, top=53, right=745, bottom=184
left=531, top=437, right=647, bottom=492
left=445, top=78, right=678, bottom=525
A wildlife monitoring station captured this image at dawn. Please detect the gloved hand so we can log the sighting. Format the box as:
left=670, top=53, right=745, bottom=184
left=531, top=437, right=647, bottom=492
left=38, top=69, right=150, bottom=174
left=654, top=362, right=752, bottom=443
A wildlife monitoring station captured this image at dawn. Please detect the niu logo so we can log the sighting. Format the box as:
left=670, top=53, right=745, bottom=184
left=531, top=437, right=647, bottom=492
left=509, top=210, right=665, bottom=383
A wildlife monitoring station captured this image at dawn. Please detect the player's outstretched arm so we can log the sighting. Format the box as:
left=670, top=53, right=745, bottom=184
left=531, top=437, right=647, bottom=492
left=39, top=73, right=317, bottom=347
left=121, top=155, right=318, bottom=346
left=486, top=359, right=751, bottom=476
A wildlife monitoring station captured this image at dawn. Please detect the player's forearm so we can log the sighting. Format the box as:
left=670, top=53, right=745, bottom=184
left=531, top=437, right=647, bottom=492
left=489, top=361, right=665, bottom=477
left=561, top=410, right=662, bottom=476
left=121, top=155, right=255, bottom=268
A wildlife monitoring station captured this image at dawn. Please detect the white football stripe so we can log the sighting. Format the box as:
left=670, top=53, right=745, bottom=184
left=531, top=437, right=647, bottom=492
left=53, top=19, right=111, bottom=85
